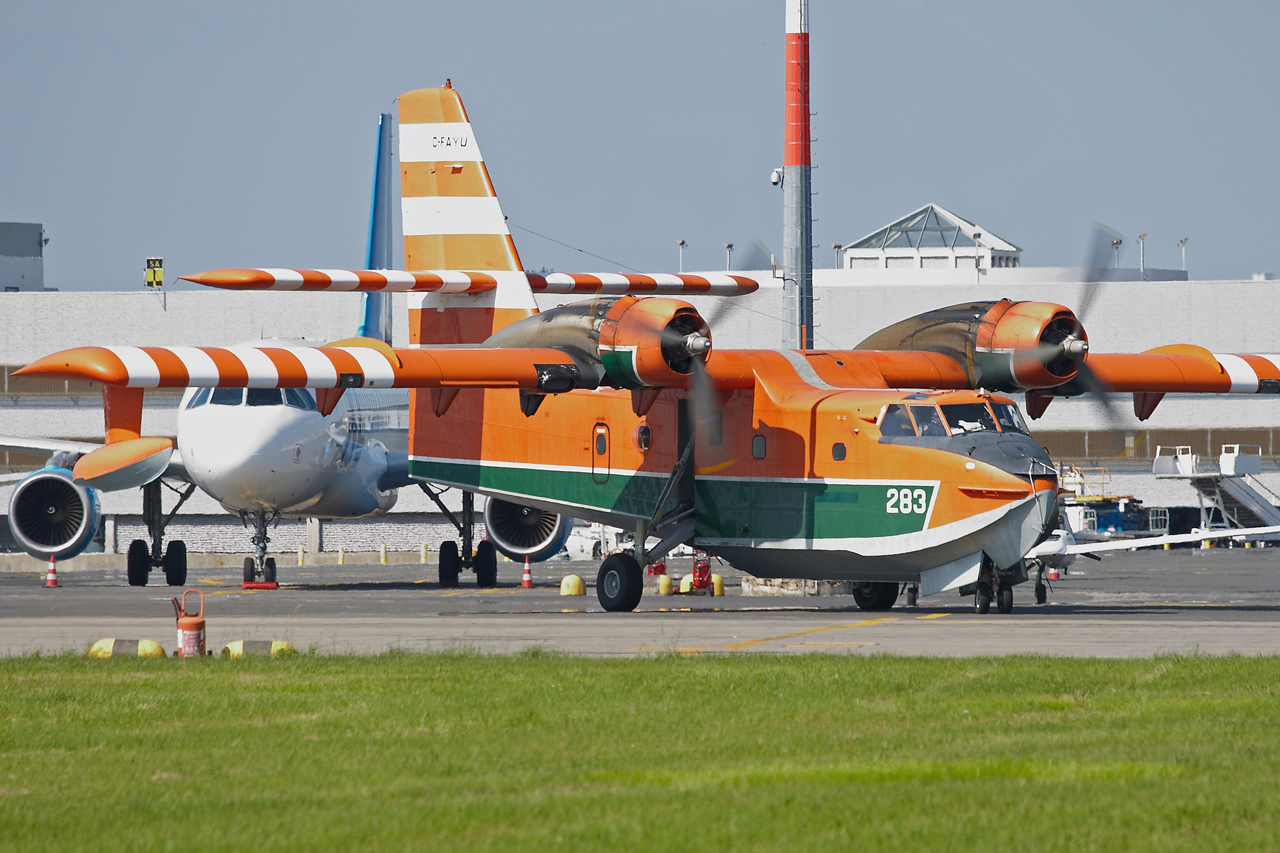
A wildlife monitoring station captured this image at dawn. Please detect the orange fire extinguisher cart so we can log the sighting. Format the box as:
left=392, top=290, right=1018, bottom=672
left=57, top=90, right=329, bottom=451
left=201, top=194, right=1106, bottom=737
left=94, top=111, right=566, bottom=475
left=171, top=589, right=206, bottom=658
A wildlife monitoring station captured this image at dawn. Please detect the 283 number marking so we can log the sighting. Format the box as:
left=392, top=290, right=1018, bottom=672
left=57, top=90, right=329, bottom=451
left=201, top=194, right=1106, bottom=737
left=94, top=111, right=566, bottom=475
left=886, top=488, right=927, bottom=515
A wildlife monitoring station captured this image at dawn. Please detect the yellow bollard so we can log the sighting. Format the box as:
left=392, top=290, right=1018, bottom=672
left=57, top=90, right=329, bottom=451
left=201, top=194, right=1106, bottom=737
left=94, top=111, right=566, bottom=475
left=657, top=575, right=673, bottom=596
left=1245, top=541, right=1253, bottom=549
left=298, top=545, right=305, bottom=566
left=420, top=543, right=428, bottom=564
left=559, top=574, right=585, bottom=596
left=1163, top=542, right=1170, bottom=550
left=338, top=547, right=345, bottom=565
left=711, top=574, right=724, bottom=596
left=379, top=544, right=388, bottom=565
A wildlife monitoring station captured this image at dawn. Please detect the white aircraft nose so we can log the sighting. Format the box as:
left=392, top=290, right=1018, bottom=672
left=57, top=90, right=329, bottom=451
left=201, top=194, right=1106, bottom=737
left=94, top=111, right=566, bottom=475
left=179, top=402, right=333, bottom=512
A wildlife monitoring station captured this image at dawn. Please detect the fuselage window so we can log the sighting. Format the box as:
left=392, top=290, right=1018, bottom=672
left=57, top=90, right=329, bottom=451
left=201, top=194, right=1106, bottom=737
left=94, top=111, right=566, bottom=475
left=752, top=435, right=767, bottom=459
left=879, top=404, right=916, bottom=436
left=246, top=388, right=283, bottom=407
left=595, top=432, right=607, bottom=455
left=210, top=387, right=243, bottom=406
left=909, top=405, right=947, bottom=437
left=991, top=402, right=1028, bottom=434
left=186, top=387, right=212, bottom=409
left=284, top=388, right=317, bottom=411
left=941, top=402, right=998, bottom=435
left=832, top=442, right=847, bottom=461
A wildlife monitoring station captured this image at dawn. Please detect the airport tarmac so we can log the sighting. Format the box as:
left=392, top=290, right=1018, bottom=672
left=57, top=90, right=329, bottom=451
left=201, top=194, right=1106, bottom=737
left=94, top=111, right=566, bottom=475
left=4, top=548, right=1280, bottom=657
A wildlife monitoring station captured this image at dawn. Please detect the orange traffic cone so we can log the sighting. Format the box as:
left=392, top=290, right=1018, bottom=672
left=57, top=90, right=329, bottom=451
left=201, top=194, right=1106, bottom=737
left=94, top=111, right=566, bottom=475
left=521, top=557, right=533, bottom=588
left=44, top=557, right=60, bottom=588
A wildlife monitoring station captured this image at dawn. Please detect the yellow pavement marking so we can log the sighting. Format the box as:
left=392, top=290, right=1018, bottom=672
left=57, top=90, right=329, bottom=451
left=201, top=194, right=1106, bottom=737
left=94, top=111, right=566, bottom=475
left=211, top=589, right=257, bottom=596
left=785, top=641, right=878, bottom=648
left=724, top=617, right=898, bottom=650
left=197, top=577, right=227, bottom=585
left=917, top=613, right=950, bottom=619
left=630, top=646, right=708, bottom=656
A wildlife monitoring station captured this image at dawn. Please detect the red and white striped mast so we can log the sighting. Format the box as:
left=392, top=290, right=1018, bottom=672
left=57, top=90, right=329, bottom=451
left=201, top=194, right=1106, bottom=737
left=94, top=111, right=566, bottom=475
left=782, top=0, right=813, bottom=350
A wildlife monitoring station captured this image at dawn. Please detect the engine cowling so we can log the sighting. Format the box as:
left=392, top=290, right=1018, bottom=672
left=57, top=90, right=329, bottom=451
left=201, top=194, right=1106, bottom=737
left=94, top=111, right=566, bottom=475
left=483, top=498, right=570, bottom=562
left=857, top=299, right=1086, bottom=392
left=8, top=468, right=101, bottom=560
left=484, top=296, right=711, bottom=389
left=280, top=440, right=397, bottom=518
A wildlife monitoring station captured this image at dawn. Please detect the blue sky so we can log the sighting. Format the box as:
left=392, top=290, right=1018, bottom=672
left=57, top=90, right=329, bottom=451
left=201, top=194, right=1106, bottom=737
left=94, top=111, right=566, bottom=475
left=2, top=0, right=1277, bottom=289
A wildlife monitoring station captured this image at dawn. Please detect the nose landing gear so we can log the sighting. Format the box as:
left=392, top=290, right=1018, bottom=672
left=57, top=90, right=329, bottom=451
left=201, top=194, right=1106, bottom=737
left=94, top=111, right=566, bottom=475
left=240, top=511, right=279, bottom=586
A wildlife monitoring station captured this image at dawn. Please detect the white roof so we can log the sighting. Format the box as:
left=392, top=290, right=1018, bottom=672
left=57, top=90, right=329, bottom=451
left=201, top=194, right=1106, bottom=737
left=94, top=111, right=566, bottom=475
left=845, top=204, right=1021, bottom=253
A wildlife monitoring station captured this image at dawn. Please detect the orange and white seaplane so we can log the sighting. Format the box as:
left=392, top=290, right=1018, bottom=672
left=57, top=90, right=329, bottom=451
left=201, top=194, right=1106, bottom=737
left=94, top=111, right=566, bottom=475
left=17, top=85, right=1280, bottom=613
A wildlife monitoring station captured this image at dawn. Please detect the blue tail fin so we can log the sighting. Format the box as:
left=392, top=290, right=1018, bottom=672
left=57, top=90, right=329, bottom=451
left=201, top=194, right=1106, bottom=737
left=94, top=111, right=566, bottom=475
left=357, top=112, right=394, bottom=344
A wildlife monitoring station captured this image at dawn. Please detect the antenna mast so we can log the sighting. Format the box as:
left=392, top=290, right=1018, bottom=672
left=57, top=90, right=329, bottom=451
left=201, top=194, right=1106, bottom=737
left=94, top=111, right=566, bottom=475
left=782, top=0, right=813, bottom=350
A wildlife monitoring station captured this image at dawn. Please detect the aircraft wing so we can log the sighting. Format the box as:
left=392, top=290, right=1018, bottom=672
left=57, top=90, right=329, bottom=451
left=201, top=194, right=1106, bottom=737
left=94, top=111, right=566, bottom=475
left=1067, top=525, right=1280, bottom=555
left=0, top=434, right=190, bottom=485
left=16, top=344, right=584, bottom=392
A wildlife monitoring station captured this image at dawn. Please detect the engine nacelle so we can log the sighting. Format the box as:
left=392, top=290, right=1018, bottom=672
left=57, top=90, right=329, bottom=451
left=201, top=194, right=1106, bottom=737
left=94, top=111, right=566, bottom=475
left=281, top=440, right=397, bottom=519
left=858, top=299, right=1086, bottom=392
left=484, top=296, right=711, bottom=389
left=8, top=468, right=101, bottom=560
left=483, top=498, right=570, bottom=563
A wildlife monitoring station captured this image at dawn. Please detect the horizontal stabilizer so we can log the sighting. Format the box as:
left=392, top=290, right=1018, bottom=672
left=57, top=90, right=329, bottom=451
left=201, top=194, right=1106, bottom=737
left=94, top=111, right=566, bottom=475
left=528, top=272, right=759, bottom=297
left=181, top=268, right=498, bottom=293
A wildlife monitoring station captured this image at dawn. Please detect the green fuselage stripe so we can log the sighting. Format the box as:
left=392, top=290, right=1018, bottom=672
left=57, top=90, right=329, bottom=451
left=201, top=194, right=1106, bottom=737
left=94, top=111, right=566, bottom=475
left=409, top=458, right=935, bottom=542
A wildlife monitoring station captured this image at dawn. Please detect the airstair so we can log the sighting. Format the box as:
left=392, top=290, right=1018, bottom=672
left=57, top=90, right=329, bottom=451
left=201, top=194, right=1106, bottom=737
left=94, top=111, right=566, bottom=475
left=1154, top=445, right=1280, bottom=530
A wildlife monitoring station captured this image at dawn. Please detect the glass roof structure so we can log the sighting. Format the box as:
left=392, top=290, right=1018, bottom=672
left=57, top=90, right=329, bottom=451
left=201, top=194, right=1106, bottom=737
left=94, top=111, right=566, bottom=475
left=846, top=204, right=1020, bottom=253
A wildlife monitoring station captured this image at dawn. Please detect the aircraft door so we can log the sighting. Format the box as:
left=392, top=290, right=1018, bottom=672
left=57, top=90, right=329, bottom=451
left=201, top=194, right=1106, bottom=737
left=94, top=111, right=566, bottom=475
left=591, top=423, right=610, bottom=484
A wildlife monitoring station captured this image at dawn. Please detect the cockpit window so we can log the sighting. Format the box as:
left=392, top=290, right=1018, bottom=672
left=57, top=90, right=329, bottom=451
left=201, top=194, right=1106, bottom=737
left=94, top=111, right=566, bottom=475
left=941, top=403, right=999, bottom=434
left=880, top=404, right=917, bottom=436
left=210, top=387, right=243, bottom=406
left=246, top=388, right=283, bottom=407
left=992, top=402, right=1029, bottom=434
left=909, top=405, right=947, bottom=437
left=186, top=387, right=211, bottom=409
left=284, top=388, right=317, bottom=411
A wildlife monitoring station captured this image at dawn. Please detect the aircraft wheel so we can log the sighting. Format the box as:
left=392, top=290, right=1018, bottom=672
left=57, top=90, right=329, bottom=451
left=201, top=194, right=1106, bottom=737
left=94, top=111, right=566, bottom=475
left=264, top=557, right=277, bottom=584
left=975, top=583, right=992, bottom=614
left=162, top=540, right=187, bottom=587
left=1035, top=580, right=1047, bottom=605
left=438, top=541, right=460, bottom=587
left=597, top=553, right=642, bottom=612
left=852, top=581, right=898, bottom=611
left=243, top=557, right=256, bottom=584
left=997, top=584, right=1014, bottom=614
left=475, top=540, right=497, bottom=588
left=126, top=539, right=149, bottom=587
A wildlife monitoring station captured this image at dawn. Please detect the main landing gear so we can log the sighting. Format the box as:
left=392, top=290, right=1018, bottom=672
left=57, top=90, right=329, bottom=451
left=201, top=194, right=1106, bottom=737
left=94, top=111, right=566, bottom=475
left=126, top=479, right=196, bottom=587
left=421, top=488, right=497, bottom=588
left=964, top=557, right=1023, bottom=614
left=240, top=511, right=279, bottom=584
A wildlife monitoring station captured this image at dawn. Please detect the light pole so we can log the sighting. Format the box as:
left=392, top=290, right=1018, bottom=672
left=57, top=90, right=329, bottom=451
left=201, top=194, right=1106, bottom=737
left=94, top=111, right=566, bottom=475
left=832, top=242, right=842, bottom=269
left=1179, top=237, right=1188, bottom=271
left=677, top=239, right=686, bottom=274
left=724, top=242, right=734, bottom=271
left=1111, top=239, right=1123, bottom=269
left=1138, top=233, right=1146, bottom=275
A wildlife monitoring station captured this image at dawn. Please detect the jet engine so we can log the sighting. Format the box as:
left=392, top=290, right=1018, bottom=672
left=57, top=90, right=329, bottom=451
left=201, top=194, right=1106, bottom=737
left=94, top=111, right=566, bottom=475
left=484, top=296, right=711, bottom=389
left=858, top=299, right=1086, bottom=392
left=483, top=498, right=570, bottom=562
left=7, top=468, right=101, bottom=560
left=281, top=440, right=397, bottom=518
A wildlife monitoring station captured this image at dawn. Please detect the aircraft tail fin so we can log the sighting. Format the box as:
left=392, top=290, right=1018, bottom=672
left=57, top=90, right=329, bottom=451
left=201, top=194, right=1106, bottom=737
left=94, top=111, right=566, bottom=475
left=398, top=83, right=535, bottom=345
left=356, top=112, right=395, bottom=345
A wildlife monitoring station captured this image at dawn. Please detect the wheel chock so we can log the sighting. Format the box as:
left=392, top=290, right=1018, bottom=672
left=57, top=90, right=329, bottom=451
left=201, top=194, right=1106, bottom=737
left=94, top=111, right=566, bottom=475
left=222, top=640, right=295, bottom=658
left=679, top=574, right=694, bottom=594
left=711, top=574, right=724, bottom=596
left=559, top=574, right=585, bottom=596
left=242, top=581, right=279, bottom=590
left=657, top=575, right=673, bottom=596
left=89, top=638, right=166, bottom=658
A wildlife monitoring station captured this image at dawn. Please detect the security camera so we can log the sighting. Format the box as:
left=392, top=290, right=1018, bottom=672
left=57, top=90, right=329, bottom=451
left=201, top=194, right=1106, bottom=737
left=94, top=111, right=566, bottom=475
left=770, top=168, right=783, bottom=187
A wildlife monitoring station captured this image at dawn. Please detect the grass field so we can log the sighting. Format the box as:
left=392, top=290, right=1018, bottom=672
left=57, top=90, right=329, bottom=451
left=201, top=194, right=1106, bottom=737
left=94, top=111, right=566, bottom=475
left=2, top=652, right=1279, bottom=851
